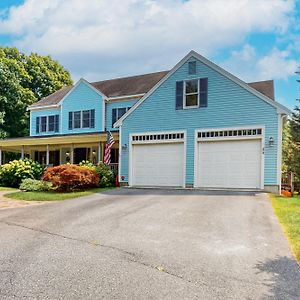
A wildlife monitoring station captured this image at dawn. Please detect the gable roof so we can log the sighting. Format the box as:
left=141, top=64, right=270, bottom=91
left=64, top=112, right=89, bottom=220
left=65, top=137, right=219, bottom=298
left=29, top=71, right=275, bottom=110
left=114, top=50, right=291, bottom=127
left=29, top=85, right=73, bottom=109
left=91, top=71, right=169, bottom=98
left=28, top=51, right=287, bottom=114
left=28, top=71, right=168, bottom=110
left=248, top=80, right=274, bottom=100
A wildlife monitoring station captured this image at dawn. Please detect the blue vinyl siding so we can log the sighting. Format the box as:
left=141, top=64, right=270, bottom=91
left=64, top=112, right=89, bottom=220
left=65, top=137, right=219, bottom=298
left=120, top=57, right=279, bottom=186
left=106, top=99, right=138, bottom=131
left=61, top=81, right=104, bottom=134
left=30, top=108, right=61, bottom=136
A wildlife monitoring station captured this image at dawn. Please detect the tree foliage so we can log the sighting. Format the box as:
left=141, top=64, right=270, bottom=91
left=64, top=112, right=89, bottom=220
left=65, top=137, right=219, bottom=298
left=282, top=120, right=297, bottom=175
left=283, top=68, right=300, bottom=183
left=290, top=103, right=300, bottom=183
left=0, top=47, right=72, bottom=137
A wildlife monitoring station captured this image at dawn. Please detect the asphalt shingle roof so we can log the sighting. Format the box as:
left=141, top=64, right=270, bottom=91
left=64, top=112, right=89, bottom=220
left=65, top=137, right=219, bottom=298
left=29, top=70, right=275, bottom=109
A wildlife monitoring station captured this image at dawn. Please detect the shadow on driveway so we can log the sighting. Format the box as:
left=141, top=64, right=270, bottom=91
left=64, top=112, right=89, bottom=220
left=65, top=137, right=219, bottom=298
left=99, top=187, right=257, bottom=197
left=256, top=256, right=300, bottom=299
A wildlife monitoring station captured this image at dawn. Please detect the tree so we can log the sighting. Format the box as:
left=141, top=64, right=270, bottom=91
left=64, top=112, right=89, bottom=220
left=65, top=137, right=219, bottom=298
left=282, top=120, right=297, bottom=175
left=0, top=47, right=72, bottom=137
left=288, top=68, right=300, bottom=183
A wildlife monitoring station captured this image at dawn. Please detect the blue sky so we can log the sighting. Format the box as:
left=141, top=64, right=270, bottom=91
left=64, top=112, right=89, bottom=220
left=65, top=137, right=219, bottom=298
left=0, top=0, right=299, bottom=109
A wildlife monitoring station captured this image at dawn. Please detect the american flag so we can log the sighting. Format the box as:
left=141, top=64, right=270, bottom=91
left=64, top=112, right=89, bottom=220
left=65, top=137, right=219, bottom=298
left=104, top=131, right=115, bottom=165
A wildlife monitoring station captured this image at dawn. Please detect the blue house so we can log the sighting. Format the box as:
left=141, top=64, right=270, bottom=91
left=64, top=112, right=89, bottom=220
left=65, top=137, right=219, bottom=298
left=0, top=51, right=290, bottom=193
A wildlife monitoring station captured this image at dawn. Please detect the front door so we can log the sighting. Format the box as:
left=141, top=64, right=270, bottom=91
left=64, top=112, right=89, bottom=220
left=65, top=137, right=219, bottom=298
left=74, top=148, right=88, bottom=164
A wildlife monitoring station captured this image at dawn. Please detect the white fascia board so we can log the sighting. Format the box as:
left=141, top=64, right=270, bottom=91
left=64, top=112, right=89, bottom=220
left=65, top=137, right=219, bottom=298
left=27, top=104, right=60, bottom=111
left=190, top=51, right=292, bottom=115
left=114, top=50, right=291, bottom=127
left=106, top=93, right=145, bottom=102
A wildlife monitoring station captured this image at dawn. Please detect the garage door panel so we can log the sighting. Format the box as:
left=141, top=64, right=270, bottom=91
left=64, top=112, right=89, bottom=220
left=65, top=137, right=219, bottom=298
left=197, top=139, right=261, bottom=189
left=132, top=143, right=184, bottom=187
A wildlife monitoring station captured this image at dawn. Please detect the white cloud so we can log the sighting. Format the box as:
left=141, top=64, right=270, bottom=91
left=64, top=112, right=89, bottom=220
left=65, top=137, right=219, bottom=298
left=0, top=0, right=296, bottom=81
left=221, top=44, right=299, bottom=81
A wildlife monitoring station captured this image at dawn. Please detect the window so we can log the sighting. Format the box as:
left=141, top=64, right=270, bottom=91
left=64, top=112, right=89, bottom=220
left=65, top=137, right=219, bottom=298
left=73, top=111, right=81, bottom=129
left=197, top=128, right=263, bottom=139
left=184, top=79, right=199, bottom=107
left=176, top=78, right=208, bottom=110
left=132, top=132, right=184, bottom=143
left=36, top=115, right=59, bottom=134
left=68, top=109, right=95, bottom=130
left=41, top=116, right=47, bottom=132
left=188, top=61, right=196, bottom=74
left=48, top=115, right=55, bottom=132
left=112, top=107, right=131, bottom=127
left=82, top=110, right=91, bottom=128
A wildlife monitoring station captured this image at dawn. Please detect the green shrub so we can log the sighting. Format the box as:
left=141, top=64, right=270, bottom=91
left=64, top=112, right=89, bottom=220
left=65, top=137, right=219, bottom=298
left=20, top=178, right=52, bottom=192
left=43, top=164, right=99, bottom=192
left=0, top=159, right=43, bottom=188
left=96, top=162, right=115, bottom=187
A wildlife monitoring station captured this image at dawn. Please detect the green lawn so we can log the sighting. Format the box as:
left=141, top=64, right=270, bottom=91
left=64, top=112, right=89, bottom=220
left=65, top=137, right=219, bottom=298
left=5, top=187, right=114, bottom=202
left=0, top=187, right=18, bottom=191
left=271, top=195, right=300, bottom=262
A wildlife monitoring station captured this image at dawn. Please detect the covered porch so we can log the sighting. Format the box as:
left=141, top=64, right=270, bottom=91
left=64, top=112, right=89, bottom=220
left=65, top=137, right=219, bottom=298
left=0, top=132, right=119, bottom=171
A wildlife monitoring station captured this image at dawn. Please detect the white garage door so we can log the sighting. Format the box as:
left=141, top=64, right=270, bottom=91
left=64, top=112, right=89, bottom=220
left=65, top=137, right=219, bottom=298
left=197, top=139, right=261, bottom=189
left=132, top=142, right=184, bottom=187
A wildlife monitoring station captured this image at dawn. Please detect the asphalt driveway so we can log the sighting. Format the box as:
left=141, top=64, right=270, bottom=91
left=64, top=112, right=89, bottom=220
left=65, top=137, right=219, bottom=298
left=0, top=189, right=299, bottom=299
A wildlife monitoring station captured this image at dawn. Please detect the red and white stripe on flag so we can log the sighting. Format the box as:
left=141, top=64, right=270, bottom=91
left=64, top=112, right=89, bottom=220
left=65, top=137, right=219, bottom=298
left=104, top=131, right=115, bottom=165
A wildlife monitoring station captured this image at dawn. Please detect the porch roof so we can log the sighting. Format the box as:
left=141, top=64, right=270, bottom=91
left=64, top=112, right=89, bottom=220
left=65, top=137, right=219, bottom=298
left=0, top=131, right=119, bottom=147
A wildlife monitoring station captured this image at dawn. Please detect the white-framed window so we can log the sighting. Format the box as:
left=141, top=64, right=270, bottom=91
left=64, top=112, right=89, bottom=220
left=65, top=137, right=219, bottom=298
left=132, top=132, right=184, bottom=143
left=112, top=107, right=131, bottom=127
left=73, top=111, right=81, bottom=129
left=197, top=128, right=263, bottom=140
left=36, top=115, right=59, bottom=134
left=184, top=79, right=199, bottom=108
left=69, top=109, right=95, bottom=130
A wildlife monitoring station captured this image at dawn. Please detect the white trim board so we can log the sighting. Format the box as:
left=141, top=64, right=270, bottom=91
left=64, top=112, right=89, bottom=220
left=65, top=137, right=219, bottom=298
left=114, top=50, right=291, bottom=128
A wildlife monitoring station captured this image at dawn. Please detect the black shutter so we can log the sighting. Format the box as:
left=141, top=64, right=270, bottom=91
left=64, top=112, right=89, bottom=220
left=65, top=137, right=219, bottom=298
left=55, top=115, right=59, bottom=132
left=175, top=81, right=184, bottom=110
left=90, top=109, right=95, bottom=128
left=36, top=117, right=40, bottom=133
left=199, top=78, right=208, bottom=107
left=112, top=108, right=117, bottom=127
left=68, top=112, right=73, bottom=130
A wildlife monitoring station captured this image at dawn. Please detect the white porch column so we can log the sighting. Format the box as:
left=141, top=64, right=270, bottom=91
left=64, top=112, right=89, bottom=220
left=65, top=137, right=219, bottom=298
left=0, top=148, right=2, bottom=165
left=21, top=145, right=24, bottom=159
left=46, top=144, right=50, bottom=166
left=70, top=144, right=74, bottom=164
left=98, top=142, right=101, bottom=164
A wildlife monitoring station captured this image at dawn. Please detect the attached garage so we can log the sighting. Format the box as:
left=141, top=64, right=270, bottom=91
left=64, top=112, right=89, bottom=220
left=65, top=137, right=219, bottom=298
left=130, top=132, right=185, bottom=187
left=195, top=128, right=264, bottom=189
